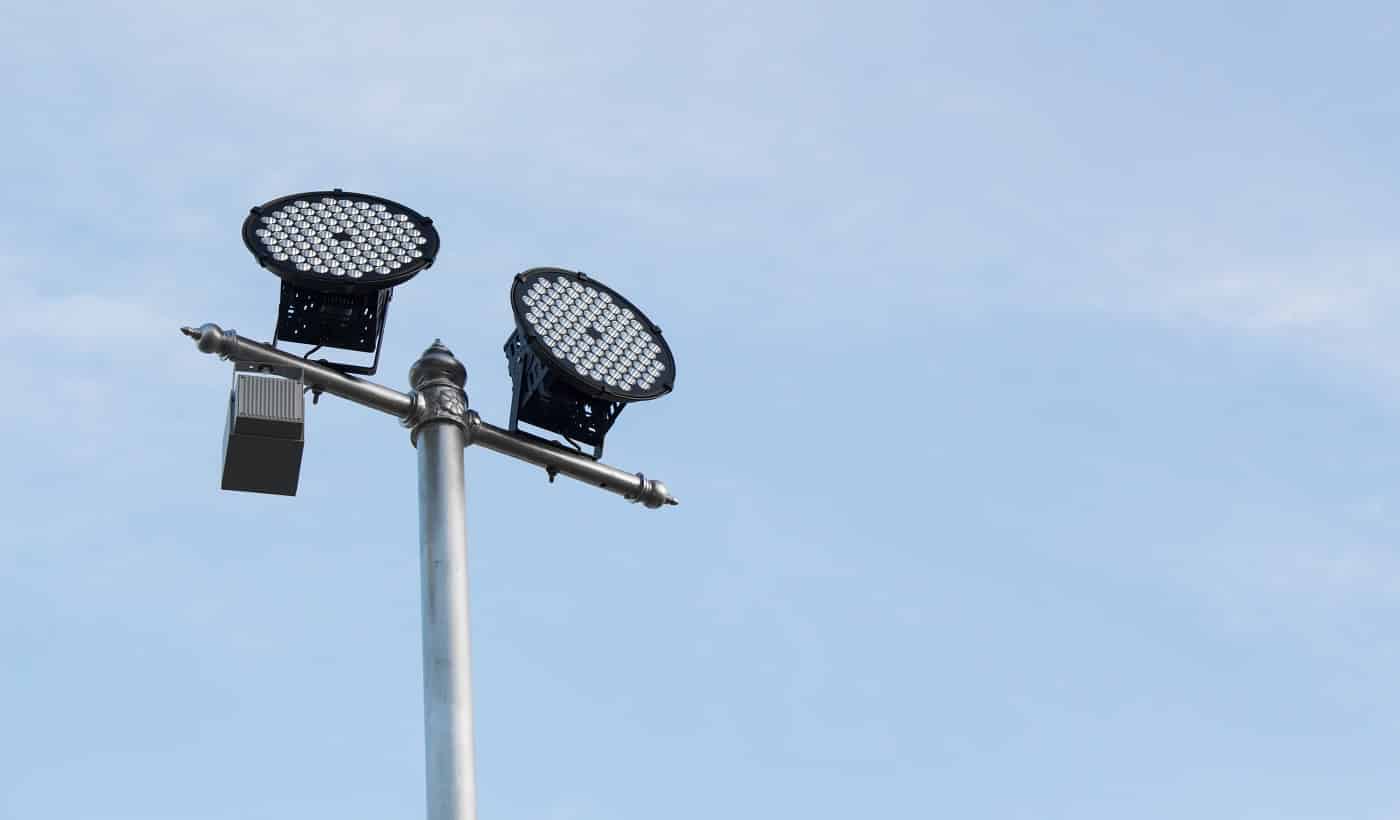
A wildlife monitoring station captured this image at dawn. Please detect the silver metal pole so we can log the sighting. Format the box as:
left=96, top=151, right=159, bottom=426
left=408, top=342, right=477, bottom=820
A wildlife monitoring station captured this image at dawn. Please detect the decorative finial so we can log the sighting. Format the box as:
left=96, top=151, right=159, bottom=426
left=409, top=340, right=467, bottom=389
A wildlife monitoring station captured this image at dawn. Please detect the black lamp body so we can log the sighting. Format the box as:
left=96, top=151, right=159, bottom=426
left=275, top=281, right=391, bottom=354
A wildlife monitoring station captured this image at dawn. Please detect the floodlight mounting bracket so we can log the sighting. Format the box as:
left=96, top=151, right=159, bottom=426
left=181, top=323, right=678, bottom=507
left=234, top=360, right=305, bottom=383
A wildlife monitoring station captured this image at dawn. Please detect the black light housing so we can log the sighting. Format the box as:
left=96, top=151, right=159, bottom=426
left=241, top=189, right=440, bottom=374
left=504, top=267, right=675, bottom=458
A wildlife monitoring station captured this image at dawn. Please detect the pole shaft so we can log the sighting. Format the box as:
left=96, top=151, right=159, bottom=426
left=417, top=419, right=477, bottom=820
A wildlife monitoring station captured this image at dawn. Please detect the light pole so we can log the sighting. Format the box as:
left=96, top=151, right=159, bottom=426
left=409, top=341, right=477, bottom=820
left=184, top=190, right=679, bottom=820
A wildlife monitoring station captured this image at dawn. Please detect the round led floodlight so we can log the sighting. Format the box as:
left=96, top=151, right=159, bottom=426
left=511, top=267, right=676, bottom=401
left=241, top=190, right=439, bottom=293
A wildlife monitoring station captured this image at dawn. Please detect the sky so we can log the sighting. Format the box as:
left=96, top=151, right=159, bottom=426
left=3, top=1, right=1400, bottom=818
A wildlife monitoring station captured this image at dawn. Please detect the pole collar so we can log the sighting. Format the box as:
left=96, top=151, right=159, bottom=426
left=405, top=340, right=469, bottom=446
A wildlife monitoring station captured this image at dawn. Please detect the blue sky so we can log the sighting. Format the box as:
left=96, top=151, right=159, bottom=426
left=4, top=2, right=1400, bottom=818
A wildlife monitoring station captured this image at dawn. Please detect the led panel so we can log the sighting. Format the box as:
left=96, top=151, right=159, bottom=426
left=510, top=267, right=676, bottom=402
left=241, top=190, right=439, bottom=292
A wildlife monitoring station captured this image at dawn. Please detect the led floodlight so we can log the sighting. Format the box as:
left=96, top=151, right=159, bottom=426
left=504, top=267, right=675, bottom=457
left=241, top=189, right=440, bottom=374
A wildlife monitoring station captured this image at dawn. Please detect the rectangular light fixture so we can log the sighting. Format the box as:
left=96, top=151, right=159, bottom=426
left=221, top=369, right=305, bottom=496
